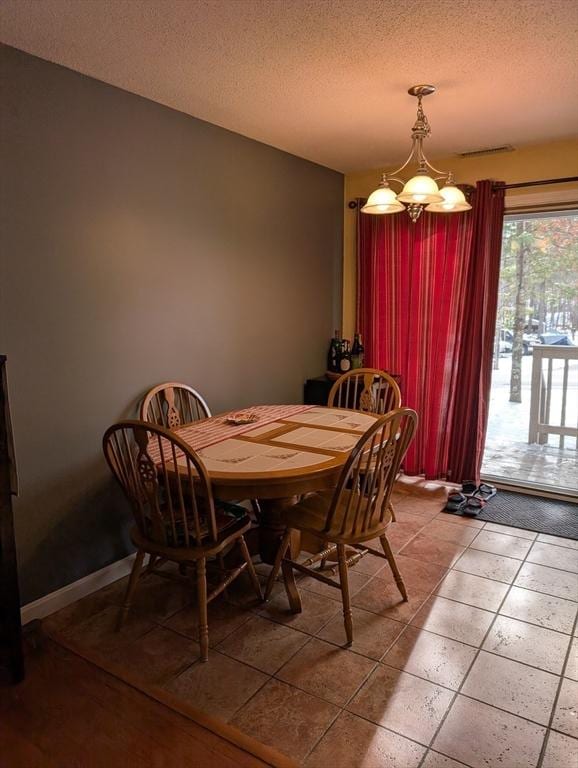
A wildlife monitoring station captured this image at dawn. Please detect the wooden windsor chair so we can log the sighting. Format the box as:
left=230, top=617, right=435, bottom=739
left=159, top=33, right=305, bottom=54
left=140, top=381, right=211, bottom=427
left=102, top=420, right=262, bottom=662
left=328, top=368, right=401, bottom=415
left=328, top=367, right=402, bottom=523
left=141, top=382, right=262, bottom=520
left=264, top=408, right=417, bottom=645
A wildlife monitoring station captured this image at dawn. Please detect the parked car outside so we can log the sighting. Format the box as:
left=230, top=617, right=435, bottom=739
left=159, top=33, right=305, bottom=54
left=497, top=329, right=541, bottom=355
left=539, top=332, right=576, bottom=346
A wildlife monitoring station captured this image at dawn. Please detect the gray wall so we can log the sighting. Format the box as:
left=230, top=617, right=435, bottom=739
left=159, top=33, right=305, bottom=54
left=0, top=44, right=343, bottom=604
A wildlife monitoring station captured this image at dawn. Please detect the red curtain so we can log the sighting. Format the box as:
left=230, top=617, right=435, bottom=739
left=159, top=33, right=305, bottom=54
left=357, top=180, right=505, bottom=483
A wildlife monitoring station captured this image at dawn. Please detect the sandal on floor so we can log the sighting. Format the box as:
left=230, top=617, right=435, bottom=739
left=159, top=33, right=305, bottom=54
left=475, top=483, right=497, bottom=502
left=462, top=481, right=478, bottom=495
left=463, top=497, right=485, bottom=516
left=445, top=493, right=467, bottom=512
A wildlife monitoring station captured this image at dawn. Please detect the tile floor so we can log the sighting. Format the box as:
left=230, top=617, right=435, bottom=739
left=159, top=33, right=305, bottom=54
left=44, top=485, right=578, bottom=768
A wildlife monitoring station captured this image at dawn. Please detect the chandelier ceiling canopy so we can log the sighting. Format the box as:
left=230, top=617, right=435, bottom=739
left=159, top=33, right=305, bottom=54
left=362, top=85, right=472, bottom=222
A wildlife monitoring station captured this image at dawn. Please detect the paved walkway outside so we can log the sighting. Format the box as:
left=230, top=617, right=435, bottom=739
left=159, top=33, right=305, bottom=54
left=482, top=354, right=578, bottom=492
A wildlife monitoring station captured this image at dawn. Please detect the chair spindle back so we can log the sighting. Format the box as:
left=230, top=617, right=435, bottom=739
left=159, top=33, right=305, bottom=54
left=140, top=382, right=211, bottom=429
left=324, top=407, right=417, bottom=540
left=328, top=368, right=401, bottom=415
left=103, top=420, right=217, bottom=549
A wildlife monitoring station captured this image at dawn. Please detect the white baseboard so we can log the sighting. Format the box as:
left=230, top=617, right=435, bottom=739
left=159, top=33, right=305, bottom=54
left=21, top=553, right=142, bottom=626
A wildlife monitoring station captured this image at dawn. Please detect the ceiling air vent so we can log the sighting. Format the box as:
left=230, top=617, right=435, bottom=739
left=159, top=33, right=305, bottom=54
left=457, top=145, right=515, bottom=158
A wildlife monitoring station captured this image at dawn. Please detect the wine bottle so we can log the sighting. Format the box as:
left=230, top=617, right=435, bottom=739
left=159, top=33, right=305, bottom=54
left=358, top=334, right=365, bottom=368
left=339, top=340, right=352, bottom=372
left=351, top=333, right=361, bottom=369
left=327, top=329, right=341, bottom=373
left=351, top=333, right=365, bottom=369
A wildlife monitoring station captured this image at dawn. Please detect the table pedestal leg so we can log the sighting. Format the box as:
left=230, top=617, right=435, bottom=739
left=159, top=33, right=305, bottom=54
left=257, top=497, right=301, bottom=565
left=257, top=497, right=326, bottom=564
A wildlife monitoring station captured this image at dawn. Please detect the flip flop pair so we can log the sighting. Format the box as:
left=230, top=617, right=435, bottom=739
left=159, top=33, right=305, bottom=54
left=475, top=483, right=497, bottom=502
left=445, top=494, right=485, bottom=516
left=444, top=482, right=497, bottom=516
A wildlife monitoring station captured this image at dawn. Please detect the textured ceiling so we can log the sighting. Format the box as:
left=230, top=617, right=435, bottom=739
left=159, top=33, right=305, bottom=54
left=1, top=0, right=577, bottom=172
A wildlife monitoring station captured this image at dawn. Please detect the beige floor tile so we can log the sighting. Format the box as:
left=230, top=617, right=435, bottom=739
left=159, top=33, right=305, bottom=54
left=373, top=554, right=449, bottom=592
left=400, top=534, right=466, bottom=568
left=221, top=570, right=267, bottom=610
left=421, top=752, right=470, bottom=768
left=392, top=497, right=442, bottom=521
left=528, top=542, right=578, bottom=574
left=59, top=604, right=155, bottom=656
left=394, top=509, right=431, bottom=527
left=351, top=554, right=447, bottom=623
left=435, top=512, right=485, bottom=530
left=432, top=695, right=546, bottom=768
left=435, top=570, right=509, bottom=612
left=382, top=625, right=476, bottom=690
left=383, top=520, right=426, bottom=554
left=565, top=637, right=578, bottom=681
left=347, top=665, right=454, bottom=745
left=538, top=533, right=578, bottom=551
left=515, top=561, right=578, bottom=601
left=552, top=678, right=578, bottom=737
left=351, top=577, right=430, bottom=624
left=484, top=522, right=537, bottom=541
left=453, top=548, right=521, bottom=583
left=299, top=569, right=370, bottom=602
left=541, top=730, right=578, bottom=768
left=230, top=679, right=339, bottom=763
left=317, top=606, right=404, bottom=659
left=108, top=625, right=198, bottom=685
left=119, top=573, right=194, bottom=622
left=257, top=587, right=340, bottom=635
left=500, top=586, right=578, bottom=634
left=164, top=649, right=268, bottom=721
left=350, top=551, right=388, bottom=576
left=216, top=615, right=309, bottom=674
left=276, top=637, right=375, bottom=706
left=421, top=520, right=481, bottom=547
left=410, top=596, right=494, bottom=646
left=462, top=651, right=559, bottom=725
left=164, top=596, right=252, bottom=646
left=470, top=529, right=533, bottom=560
left=305, top=710, right=425, bottom=768
left=483, top=615, right=570, bottom=674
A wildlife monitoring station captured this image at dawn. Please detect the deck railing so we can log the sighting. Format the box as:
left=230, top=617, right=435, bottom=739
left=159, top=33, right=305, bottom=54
left=528, top=345, right=578, bottom=448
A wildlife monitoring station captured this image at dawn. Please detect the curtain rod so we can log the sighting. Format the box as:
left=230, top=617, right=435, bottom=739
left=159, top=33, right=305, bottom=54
left=494, top=176, right=578, bottom=191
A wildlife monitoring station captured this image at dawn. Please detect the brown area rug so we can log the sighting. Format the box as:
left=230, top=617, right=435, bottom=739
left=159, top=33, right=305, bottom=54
left=45, top=621, right=296, bottom=768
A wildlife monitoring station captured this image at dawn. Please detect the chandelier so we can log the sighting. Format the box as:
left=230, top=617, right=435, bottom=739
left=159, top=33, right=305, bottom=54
left=361, top=85, right=472, bottom=222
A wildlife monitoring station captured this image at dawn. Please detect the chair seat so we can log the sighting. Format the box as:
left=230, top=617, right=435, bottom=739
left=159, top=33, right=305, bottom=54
left=284, top=490, right=389, bottom=544
left=134, top=501, right=251, bottom=557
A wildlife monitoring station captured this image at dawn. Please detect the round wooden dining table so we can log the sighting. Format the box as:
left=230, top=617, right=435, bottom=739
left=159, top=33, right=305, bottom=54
left=163, top=404, right=379, bottom=564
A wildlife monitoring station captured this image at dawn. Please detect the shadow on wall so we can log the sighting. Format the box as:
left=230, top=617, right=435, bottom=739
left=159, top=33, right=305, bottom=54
left=18, top=388, right=176, bottom=605
left=19, top=460, right=134, bottom=606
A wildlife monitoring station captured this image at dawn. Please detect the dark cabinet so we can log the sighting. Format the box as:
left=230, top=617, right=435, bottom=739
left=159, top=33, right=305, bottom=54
left=0, top=355, right=24, bottom=684
left=303, top=375, right=334, bottom=406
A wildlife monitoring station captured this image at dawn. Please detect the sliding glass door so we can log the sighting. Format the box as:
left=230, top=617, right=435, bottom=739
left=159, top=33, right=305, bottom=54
left=481, top=210, right=578, bottom=495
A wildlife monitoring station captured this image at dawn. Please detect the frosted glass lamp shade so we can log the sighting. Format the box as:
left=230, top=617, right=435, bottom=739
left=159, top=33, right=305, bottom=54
left=425, top=184, right=472, bottom=212
left=397, top=174, right=443, bottom=204
left=361, top=184, right=405, bottom=214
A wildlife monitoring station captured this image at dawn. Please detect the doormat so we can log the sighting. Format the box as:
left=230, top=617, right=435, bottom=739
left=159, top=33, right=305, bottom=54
left=475, top=490, right=578, bottom=539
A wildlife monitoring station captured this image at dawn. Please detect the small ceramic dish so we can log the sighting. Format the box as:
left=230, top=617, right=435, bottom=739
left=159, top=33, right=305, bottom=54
left=224, top=412, right=259, bottom=425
